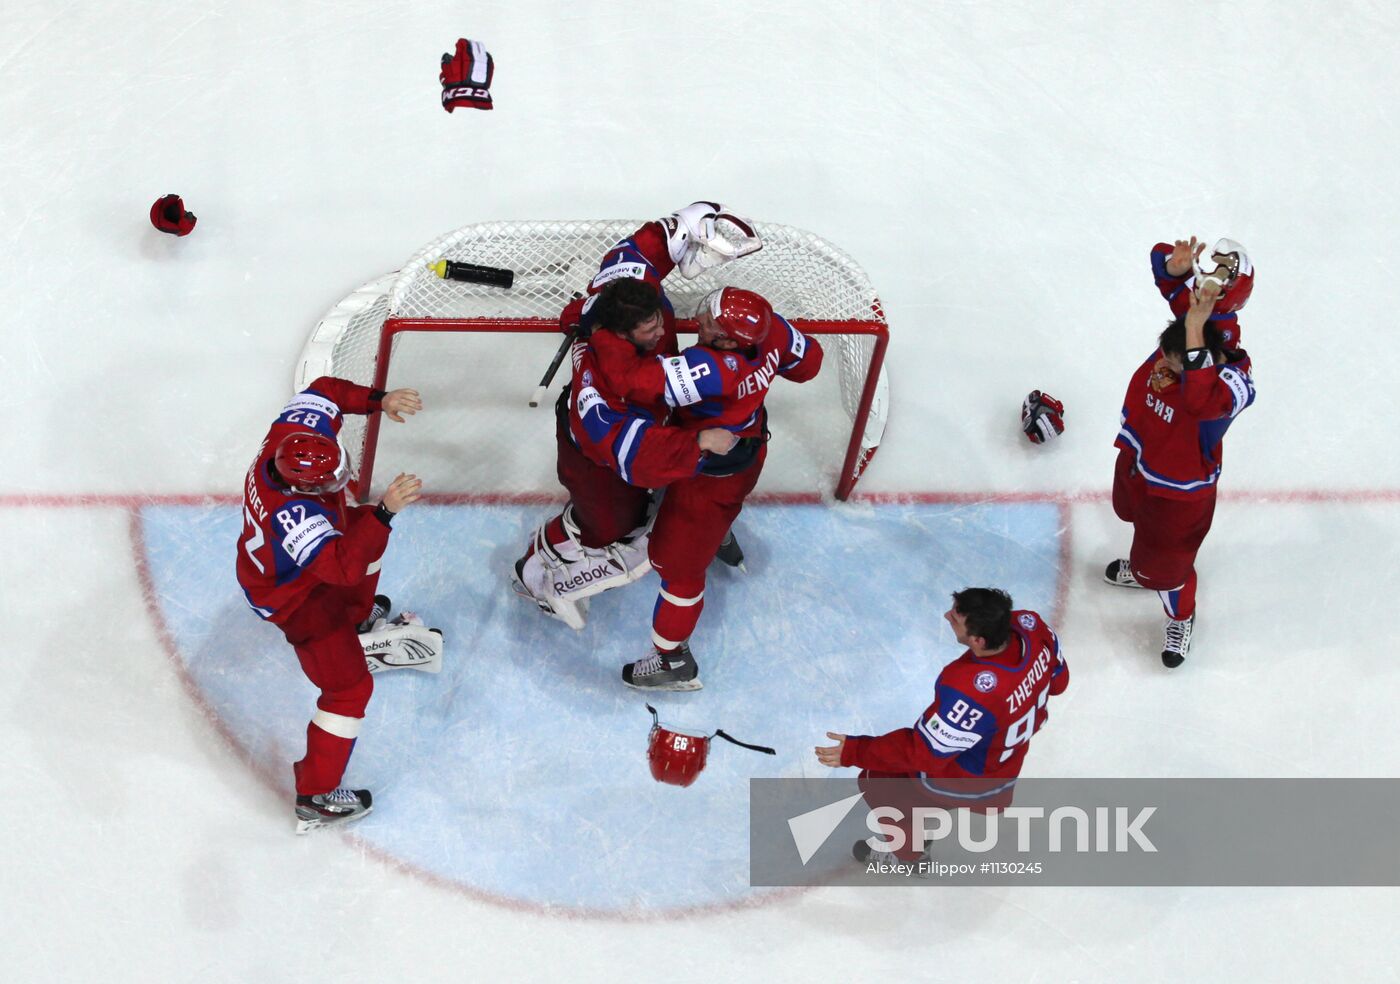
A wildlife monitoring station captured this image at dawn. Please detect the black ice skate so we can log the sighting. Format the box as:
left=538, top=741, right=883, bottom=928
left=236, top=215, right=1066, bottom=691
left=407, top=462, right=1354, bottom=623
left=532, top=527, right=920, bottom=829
left=295, top=787, right=373, bottom=834
left=1103, top=559, right=1146, bottom=588
left=622, top=643, right=701, bottom=692
left=1161, top=613, right=1195, bottom=668
left=852, top=839, right=930, bottom=874
left=356, top=594, right=392, bottom=633
left=714, top=529, right=747, bottom=573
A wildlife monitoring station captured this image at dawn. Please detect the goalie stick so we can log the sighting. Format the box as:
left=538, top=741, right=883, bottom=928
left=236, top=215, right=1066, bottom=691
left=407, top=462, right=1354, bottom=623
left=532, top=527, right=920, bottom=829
left=529, top=326, right=578, bottom=407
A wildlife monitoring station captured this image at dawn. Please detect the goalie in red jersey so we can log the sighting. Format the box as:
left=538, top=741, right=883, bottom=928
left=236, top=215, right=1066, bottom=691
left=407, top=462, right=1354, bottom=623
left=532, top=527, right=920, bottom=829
left=510, top=203, right=760, bottom=631
left=237, top=376, right=430, bottom=833
left=815, top=588, right=1068, bottom=865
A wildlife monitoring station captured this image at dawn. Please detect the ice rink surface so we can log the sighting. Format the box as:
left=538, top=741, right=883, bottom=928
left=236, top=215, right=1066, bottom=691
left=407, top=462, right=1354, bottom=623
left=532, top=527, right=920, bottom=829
left=5, top=2, right=1400, bottom=981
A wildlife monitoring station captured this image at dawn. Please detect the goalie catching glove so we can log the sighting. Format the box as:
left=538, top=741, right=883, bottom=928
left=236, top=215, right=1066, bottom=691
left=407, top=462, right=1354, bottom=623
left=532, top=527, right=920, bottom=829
left=661, top=202, right=762, bottom=279
left=1021, top=390, right=1065, bottom=444
left=440, top=38, right=494, bottom=112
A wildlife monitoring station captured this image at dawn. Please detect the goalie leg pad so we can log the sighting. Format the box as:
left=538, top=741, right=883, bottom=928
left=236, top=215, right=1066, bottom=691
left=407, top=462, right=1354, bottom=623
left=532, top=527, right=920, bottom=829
left=517, top=511, right=653, bottom=615
left=359, top=615, right=444, bottom=674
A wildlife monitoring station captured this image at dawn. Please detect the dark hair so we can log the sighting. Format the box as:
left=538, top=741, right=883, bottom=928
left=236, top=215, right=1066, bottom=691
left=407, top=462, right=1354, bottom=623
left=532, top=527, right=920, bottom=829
left=1158, top=315, right=1225, bottom=363
left=591, top=278, right=663, bottom=336
left=951, top=587, right=1013, bottom=650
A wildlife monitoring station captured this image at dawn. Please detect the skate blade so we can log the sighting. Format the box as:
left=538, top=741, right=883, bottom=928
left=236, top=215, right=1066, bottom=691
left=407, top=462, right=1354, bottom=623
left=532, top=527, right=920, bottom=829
left=294, top=804, right=373, bottom=835
left=623, top=677, right=703, bottom=693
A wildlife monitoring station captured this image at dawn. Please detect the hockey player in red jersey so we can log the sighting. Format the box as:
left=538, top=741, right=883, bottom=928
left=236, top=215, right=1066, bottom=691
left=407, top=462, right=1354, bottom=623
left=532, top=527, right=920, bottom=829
left=1105, top=274, right=1255, bottom=667
left=511, top=203, right=760, bottom=629
left=1151, top=235, right=1254, bottom=350
left=611, top=287, right=824, bottom=690
left=236, top=376, right=426, bottom=832
left=815, top=588, right=1068, bottom=864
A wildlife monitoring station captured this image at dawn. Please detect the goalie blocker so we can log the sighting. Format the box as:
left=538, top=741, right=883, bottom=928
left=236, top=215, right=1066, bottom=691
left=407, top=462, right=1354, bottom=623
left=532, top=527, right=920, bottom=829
left=359, top=612, right=444, bottom=674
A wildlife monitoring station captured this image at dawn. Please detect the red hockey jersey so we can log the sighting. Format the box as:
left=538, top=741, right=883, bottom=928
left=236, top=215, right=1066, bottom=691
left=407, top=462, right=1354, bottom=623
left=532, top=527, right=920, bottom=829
left=616, top=313, right=824, bottom=441
left=841, top=611, right=1068, bottom=800
left=1151, top=242, right=1243, bottom=350
left=236, top=377, right=391, bottom=624
left=1114, top=347, right=1255, bottom=500
left=563, top=220, right=710, bottom=488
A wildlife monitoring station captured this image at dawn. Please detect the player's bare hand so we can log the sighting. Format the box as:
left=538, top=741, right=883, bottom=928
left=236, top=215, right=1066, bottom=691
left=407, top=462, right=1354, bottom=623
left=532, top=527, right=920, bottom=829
left=380, top=473, right=423, bottom=513
left=698, top=428, right=739, bottom=455
left=814, top=732, right=847, bottom=768
left=1165, top=237, right=1203, bottom=277
left=382, top=388, right=423, bottom=423
left=1191, top=277, right=1222, bottom=312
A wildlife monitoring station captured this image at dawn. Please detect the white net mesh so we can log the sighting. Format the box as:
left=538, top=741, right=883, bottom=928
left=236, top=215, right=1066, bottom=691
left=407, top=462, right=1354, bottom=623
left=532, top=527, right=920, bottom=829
left=299, top=220, right=888, bottom=500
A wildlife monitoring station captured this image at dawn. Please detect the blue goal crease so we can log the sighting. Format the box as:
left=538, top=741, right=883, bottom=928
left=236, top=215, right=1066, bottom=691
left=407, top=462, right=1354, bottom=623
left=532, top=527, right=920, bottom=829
left=139, top=501, right=1062, bottom=912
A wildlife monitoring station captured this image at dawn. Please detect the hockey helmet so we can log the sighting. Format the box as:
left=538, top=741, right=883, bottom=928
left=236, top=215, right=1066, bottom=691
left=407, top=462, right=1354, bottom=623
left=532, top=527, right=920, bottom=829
left=648, top=721, right=710, bottom=788
left=697, top=287, right=773, bottom=348
left=1192, top=238, right=1254, bottom=314
left=645, top=705, right=776, bottom=788
left=274, top=432, right=349, bottom=495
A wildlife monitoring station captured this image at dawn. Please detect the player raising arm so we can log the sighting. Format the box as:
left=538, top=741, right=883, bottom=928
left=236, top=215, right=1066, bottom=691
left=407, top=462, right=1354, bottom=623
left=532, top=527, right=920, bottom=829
left=1104, top=277, right=1256, bottom=667
left=1150, top=235, right=1254, bottom=349
left=237, top=377, right=431, bottom=832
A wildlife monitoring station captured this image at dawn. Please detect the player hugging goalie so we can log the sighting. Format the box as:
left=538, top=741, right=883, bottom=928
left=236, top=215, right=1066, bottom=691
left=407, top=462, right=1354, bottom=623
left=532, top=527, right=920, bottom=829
left=511, top=202, right=822, bottom=691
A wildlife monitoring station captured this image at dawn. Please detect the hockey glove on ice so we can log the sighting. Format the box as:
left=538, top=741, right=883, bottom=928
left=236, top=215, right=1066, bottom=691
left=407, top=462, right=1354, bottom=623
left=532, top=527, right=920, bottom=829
left=150, top=194, right=197, bottom=236
left=1021, top=390, right=1065, bottom=444
left=440, top=38, right=494, bottom=112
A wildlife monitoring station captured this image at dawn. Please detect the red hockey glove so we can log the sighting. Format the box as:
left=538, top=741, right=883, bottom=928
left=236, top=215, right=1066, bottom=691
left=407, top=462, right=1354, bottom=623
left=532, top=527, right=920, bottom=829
left=150, top=194, right=196, bottom=236
left=440, top=39, right=494, bottom=112
left=1021, top=390, right=1065, bottom=444
left=560, top=295, right=586, bottom=334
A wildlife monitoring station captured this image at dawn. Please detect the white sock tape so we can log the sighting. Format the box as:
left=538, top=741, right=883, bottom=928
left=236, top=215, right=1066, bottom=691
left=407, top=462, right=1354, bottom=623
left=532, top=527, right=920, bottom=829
left=312, top=710, right=363, bottom=740
left=659, top=588, right=704, bottom=607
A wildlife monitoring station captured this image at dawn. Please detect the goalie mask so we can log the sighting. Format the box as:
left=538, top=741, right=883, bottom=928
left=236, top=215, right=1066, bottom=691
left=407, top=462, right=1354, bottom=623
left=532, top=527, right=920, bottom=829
left=274, top=432, right=350, bottom=495
left=1192, top=238, right=1254, bottom=314
left=645, top=705, right=776, bottom=788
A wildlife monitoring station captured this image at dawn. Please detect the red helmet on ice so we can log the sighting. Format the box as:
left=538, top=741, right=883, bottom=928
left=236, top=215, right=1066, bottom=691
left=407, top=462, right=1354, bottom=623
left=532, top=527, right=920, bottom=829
left=1192, top=238, right=1254, bottom=314
left=697, top=287, right=773, bottom=348
left=645, top=705, right=776, bottom=788
left=273, top=432, right=349, bottom=494
left=648, top=721, right=710, bottom=788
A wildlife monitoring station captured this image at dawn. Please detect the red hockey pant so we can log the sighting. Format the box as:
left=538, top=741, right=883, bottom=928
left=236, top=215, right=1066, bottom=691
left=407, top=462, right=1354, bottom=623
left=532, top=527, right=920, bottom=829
left=278, top=574, right=380, bottom=796
left=1112, top=448, right=1217, bottom=619
left=857, top=769, right=1014, bottom=861
left=555, top=424, right=652, bottom=548
left=647, top=447, right=766, bottom=649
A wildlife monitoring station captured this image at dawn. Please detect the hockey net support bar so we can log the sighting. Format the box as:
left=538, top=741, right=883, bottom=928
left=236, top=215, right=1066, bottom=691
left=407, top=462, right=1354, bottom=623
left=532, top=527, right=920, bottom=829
left=357, top=316, right=889, bottom=502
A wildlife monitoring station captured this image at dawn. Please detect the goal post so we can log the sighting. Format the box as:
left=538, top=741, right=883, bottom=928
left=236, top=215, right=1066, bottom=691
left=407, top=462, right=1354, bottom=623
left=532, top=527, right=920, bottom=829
left=297, top=220, right=890, bottom=502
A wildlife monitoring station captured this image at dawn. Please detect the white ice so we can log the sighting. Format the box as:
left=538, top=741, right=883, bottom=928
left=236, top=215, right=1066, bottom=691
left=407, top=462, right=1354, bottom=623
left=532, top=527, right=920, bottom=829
left=4, top=2, right=1400, bottom=982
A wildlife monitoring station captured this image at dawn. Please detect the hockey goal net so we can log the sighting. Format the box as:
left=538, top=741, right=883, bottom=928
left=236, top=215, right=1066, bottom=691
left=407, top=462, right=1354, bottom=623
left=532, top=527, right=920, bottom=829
left=296, top=220, right=889, bottom=502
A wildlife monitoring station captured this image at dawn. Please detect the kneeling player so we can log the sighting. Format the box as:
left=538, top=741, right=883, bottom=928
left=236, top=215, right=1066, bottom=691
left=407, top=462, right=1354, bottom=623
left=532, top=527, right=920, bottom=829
left=815, top=588, right=1068, bottom=865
